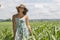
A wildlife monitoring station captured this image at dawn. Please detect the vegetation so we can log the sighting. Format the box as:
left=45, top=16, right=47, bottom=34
left=0, top=20, right=60, bottom=40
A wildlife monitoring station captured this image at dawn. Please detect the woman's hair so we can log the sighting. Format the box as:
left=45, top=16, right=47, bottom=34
left=16, top=4, right=28, bottom=15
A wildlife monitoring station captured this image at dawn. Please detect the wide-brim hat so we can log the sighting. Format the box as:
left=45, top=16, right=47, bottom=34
left=16, top=4, right=26, bottom=9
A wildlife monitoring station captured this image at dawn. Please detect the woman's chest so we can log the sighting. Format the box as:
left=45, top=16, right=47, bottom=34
left=16, top=18, right=25, bottom=23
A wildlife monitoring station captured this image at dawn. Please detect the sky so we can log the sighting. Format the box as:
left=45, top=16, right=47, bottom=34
left=0, top=0, right=60, bottom=19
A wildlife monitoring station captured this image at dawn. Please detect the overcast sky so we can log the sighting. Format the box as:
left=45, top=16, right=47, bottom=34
left=0, top=0, right=60, bottom=19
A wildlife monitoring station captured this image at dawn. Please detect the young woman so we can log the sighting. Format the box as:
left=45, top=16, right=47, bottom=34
left=12, top=4, right=34, bottom=40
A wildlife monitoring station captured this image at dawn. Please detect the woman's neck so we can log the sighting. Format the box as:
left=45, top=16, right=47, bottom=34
left=17, top=12, right=24, bottom=17
left=18, top=12, right=23, bottom=15
left=19, top=11, right=23, bottom=14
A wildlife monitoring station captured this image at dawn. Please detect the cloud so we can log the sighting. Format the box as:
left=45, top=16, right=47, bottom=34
left=53, top=0, right=60, bottom=3
left=34, top=3, right=44, bottom=8
left=0, top=0, right=60, bottom=19
left=25, top=2, right=60, bottom=19
left=14, top=0, right=22, bottom=2
left=0, top=1, right=5, bottom=9
left=20, top=2, right=60, bottom=19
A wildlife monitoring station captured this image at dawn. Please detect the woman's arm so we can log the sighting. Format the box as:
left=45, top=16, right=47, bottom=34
left=25, top=15, right=34, bottom=39
left=12, top=15, right=16, bottom=40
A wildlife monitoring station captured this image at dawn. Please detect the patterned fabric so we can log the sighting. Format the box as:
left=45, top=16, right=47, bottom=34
left=15, top=17, right=31, bottom=40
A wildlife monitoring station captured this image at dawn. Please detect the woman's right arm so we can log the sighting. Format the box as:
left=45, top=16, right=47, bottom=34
left=12, top=15, right=16, bottom=40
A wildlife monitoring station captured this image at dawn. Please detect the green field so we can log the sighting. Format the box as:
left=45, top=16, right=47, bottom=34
left=0, top=21, right=60, bottom=40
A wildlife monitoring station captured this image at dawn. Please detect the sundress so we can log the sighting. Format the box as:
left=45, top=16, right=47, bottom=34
left=15, top=16, right=31, bottom=40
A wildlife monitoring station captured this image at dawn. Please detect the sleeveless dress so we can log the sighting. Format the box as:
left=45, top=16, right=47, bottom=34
left=15, top=16, right=31, bottom=40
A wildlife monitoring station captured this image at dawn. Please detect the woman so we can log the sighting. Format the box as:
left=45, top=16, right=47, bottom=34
left=12, top=4, right=34, bottom=40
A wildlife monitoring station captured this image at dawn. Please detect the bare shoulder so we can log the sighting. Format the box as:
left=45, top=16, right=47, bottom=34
left=12, top=14, right=17, bottom=18
left=25, top=15, right=29, bottom=19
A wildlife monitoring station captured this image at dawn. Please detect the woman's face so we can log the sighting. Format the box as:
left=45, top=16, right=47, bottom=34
left=19, top=7, right=24, bottom=13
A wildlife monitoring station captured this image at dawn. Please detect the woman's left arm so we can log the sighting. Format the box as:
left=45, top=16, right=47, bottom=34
left=25, top=15, right=34, bottom=39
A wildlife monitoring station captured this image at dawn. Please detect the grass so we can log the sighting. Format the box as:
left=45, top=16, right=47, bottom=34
left=0, top=21, right=60, bottom=40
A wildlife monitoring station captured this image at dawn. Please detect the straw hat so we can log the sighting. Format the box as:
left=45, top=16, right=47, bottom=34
left=16, top=4, right=26, bottom=9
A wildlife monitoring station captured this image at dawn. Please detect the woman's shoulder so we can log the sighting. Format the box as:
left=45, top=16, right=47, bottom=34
left=24, top=15, right=29, bottom=19
left=12, top=14, right=17, bottom=18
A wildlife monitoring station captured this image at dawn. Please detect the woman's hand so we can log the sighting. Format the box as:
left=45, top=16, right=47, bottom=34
left=31, top=34, right=34, bottom=40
